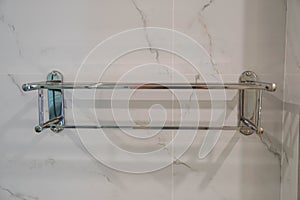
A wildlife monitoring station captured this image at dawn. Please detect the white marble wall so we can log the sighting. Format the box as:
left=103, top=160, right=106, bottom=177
left=0, top=1, right=287, bottom=200
left=281, top=0, right=300, bottom=199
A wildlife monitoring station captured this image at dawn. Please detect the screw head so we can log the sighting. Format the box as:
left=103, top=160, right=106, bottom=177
left=246, top=71, right=252, bottom=76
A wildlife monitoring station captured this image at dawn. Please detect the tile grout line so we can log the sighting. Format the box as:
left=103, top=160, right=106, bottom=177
left=298, top=111, right=300, bottom=200
left=171, top=0, right=175, bottom=200
left=280, top=1, right=289, bottom=198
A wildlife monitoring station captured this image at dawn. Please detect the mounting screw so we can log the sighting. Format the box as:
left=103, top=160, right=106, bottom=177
left=246, top=71, right=252, bottom=76
left=240, top=126, right=255, bottom=135
left=51, top=71, right=57, bottom=76
left=257, top=127, right=264, bottom=135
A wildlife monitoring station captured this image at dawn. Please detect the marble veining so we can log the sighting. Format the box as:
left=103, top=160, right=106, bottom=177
left=173, top=159, right=193, bottom=170
left=259, top=133, right=282, bottom=163
left=201, top=0, right=214, bottom=12
left=0, top=185, right=39, bottom=200
left=281, top=0, right=300, bottom=196
left=0, top=0, right=288, bottom=199
left=197, top=12, right=213, bottom=64
left=131, top=0, right=160, bottom=63
left=281, top=103, right=299, bottom=199
left=0, top=14, right=22, bottom=57
left=7, top=74, right=24, bottom=95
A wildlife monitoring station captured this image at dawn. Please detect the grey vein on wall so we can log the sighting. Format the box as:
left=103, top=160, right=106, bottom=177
left=0, top=14, right=23, bottom=57
left=131, top=0, right=160, bottom=63
left=8, top=74, right=24, bottom=95
left=202, top=0, right=214, bottom=12
left=0, top=186, right=39, bottom=200
left=197, top=12, right=214, bottom=66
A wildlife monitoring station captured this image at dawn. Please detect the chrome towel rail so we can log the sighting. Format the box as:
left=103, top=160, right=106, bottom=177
left=22, top=82, right=276, bottom=92
left=22, top=70, right=276, bottom=135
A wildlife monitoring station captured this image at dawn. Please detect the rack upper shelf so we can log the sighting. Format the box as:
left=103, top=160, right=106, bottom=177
left=22, top=81, right=276, bottom=92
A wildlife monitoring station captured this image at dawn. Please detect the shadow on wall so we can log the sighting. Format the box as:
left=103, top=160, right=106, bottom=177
left=242, top=0, right=286, bottom=199
left=281, top=101, right=300, bottom=200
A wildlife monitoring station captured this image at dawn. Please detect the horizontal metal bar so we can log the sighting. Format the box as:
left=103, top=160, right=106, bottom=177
left=22, top=81, right=276, bottom=92
left=35, top=117, right=259, bottom=134
left=37, top=116, right=260, bottom=133
left=43, top=124, right=241, bottom=131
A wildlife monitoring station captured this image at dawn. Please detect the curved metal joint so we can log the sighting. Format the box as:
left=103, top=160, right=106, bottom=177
left=35, top=116, right=64, bottom=133
left=240, top=117, right=264, bottom=135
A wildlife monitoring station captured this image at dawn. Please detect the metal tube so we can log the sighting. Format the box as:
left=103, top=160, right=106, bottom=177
left=35, top=116, right=63, bottom=133
left=38, top=89, right=44, bottom=125
left=240, top=117, right=258, bottom=132
left=22, top=81, right=276, bottom=92
left=240, top=116, right=264, bottom=135
left=41, top=124, right=241, bottom=131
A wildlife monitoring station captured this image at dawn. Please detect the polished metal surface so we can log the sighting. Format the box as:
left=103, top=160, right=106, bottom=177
left=34, top=71, right=65, bottom=133
left=42, top=124, right=241, bottom=131
left=46, top=71, right=65, bottom=133
left=22, top=81, right=276, bottom=92
left=35, top=116, right=64, bottom=133
left=239, top=71, right=263, bottom=135
left=22, top=70, right=276, bottom=134
left=38, top=89, right=44, bottom=126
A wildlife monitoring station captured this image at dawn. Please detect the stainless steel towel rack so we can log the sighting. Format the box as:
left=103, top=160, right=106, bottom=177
left=22, top=70, right=276, bottom=135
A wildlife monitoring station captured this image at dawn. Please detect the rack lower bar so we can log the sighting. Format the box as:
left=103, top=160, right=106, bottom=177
left=44, top=125, right=241, bottom=131
left=35, top=115, right=261, bottom=134
left=22, top=81, right=276, bottom=92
